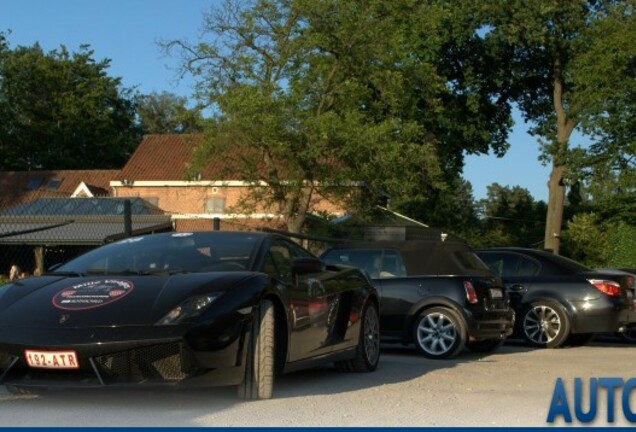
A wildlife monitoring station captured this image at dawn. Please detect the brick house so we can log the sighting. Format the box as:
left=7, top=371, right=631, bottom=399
left=110, top=134, right=347, bottom=232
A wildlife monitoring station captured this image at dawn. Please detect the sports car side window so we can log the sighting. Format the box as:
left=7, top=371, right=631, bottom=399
left=268, top=243, right=293, bottom=284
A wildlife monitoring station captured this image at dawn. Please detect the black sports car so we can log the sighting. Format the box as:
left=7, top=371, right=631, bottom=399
left=475, top=247, right=636, bottom=348
left=0, top=231, right=380, bottom=399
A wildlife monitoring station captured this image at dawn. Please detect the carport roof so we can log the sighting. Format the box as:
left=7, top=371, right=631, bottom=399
left=0, top=197, right=170, bottom=245
left=0, top=197, right=163, bottom=216
left=0, top=215, right=172, bottom=246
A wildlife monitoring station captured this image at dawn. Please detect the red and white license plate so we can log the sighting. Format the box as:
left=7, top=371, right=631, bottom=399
left=24, top=350, right=79, bottom=369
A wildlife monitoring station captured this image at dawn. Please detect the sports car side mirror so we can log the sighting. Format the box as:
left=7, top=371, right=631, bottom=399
left=292, top=257, right=325, bottom=275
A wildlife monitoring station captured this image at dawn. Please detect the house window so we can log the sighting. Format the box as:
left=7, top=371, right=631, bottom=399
left=204, top=197, right=226, bottom=214
left=26, top=178, right=43, bottom=190
left=46, top=178, right=63, bottom=190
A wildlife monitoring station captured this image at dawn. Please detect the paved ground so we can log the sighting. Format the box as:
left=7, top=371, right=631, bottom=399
left=1, top=337, right=634, bottom=427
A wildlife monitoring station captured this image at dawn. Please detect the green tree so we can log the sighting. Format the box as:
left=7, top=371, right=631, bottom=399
left=477, top=0, right=636, bottom=254
left=569, top=3, right=636, bottom=226
left=0, top=39, right=140, bottom=170
left=136, top=91, right=203, bottom=134
left=562, top=213, right=613, bottom=267
left=396, top=176, right=480, bottom=237
left=474, top=183, right=546, bottom=248
left=166, top=0, right=515, bottom=232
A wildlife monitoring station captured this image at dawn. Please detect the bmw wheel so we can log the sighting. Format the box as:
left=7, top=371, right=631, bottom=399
left=521, top=301, right=570, bottom=348
left=413, top=307, right=466, bottom=359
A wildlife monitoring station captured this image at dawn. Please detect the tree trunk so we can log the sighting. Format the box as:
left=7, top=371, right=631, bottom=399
left=545, top=58, right=576, bottom=255
left=544, top=164, right=566, bottom=253
left=284, top=186, right=314, bottom=234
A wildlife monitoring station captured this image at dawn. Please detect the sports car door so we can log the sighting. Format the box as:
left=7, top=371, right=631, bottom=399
left=268, top=240, right=332, bottom=361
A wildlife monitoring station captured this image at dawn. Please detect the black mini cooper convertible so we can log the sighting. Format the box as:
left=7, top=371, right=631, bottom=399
left=0, top=231, right=380, bottom=399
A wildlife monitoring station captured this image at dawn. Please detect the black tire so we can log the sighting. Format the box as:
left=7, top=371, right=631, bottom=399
left=238, top=300, right=275, bottom=400
left=520, top=300, right=570, bottom=348
left=413, top=307, right=466, bottom=359
left=335, top=301, right=380, bottom=373
left=466, top=339, right=504, bottom=353
left=5, top=385, right=46, bottom=395
left=565, top=332, right=594, bottom=347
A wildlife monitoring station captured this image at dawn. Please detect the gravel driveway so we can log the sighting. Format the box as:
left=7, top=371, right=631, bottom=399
left=1, top=338, right=633, bottom=427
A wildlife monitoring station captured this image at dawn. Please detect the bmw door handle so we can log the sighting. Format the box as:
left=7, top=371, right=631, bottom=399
left=508, top=284, right=526, bottom=292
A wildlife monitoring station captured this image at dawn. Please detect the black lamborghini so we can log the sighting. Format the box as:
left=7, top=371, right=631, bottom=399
left=0, top=231, right=380, bottom=399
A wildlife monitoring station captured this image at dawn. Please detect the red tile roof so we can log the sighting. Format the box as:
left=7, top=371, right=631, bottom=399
left=117, top=134, right=241, bottom=181
left=117, top=134, right=338, bottom=182
left=0, top=170, right=119, bottom=210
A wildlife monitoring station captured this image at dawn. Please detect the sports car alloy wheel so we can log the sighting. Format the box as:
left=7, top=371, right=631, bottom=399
left=238, top=300, right=275, bottom=400
left=362, top=304, right=380, bottom=368
left=414, top=307, right=466, bottom=359
left=521, top=302, right=570, bottom=348
left=335, top=301, right=380, bottom=372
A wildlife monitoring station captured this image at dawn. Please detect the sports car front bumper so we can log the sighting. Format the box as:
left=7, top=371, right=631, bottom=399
left=0, top=321, right=250, bottom=390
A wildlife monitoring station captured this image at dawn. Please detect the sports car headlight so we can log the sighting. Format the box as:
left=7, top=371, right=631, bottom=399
left=156, top=293, right=221, bottom=325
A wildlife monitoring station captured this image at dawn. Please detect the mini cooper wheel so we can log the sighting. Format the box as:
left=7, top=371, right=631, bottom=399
left=413, top=307, right=466, bottom=359
left=521, top=301, right=570, bottom=348
left=466, top=339, right=504, bottom=353
left=238, top=299, right=275, bottom=400
left=335, top=301, right=380, bottom=372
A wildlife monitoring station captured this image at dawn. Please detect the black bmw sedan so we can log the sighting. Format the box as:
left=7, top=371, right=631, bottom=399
left=475, top=247, right=636, bottom=348
left=0, top=231, right=380, bottom=399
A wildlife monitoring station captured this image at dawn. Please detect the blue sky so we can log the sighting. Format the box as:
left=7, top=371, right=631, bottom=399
left=1, top=0, right=553, bottom=201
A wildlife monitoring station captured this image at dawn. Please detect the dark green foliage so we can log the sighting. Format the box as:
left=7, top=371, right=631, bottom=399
left=0, top=39, right=140, bottom=170
left=136, top=91, right=203, bottom=134
left=395, top=177, right=480, bottom=239
left=609, top=225, right=636, bottom=268
left=469, top=183, right=546, bottom=248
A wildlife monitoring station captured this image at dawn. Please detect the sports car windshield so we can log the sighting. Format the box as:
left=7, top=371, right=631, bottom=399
left=55, top=232, right=261, bottom=275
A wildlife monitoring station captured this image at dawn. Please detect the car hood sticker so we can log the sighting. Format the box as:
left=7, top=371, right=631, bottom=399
left=52, top=279, right=134, bottom=311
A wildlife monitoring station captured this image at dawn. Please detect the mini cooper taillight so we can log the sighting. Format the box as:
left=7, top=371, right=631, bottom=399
left=588, top=279, right=621, bottom=297
left=464, top=281, right=479, bottom=304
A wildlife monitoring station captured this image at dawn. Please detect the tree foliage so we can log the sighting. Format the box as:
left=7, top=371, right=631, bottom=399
left=0, top=37, right=140, bottom=170
left=165, top=0, right=516, bottom=232
left=136, top=91, right=203, bottom=134
left=476, top=0, right=636, bottom=253
left=471, top=183, right=546, bottom=248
